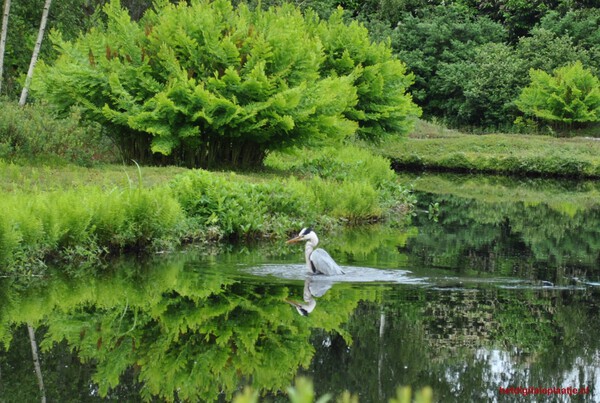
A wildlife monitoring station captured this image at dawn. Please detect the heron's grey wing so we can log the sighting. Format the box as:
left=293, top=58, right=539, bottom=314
left=307, top=277, right=333, bottom=297
left=310, top=248, right=345, bottom=275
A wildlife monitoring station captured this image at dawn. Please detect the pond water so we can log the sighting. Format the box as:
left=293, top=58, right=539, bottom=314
left=1, top=173, right=600, bottom=402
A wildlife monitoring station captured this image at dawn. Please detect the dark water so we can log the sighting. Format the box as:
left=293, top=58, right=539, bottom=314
left=1, top=174, right=600, bottom=402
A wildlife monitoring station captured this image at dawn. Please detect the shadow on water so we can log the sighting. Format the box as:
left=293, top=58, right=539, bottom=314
left=1, top=173, right=600, bottom=402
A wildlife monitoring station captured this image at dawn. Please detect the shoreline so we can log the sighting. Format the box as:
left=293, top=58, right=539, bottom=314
left=375, top=130, right=600, bottom=179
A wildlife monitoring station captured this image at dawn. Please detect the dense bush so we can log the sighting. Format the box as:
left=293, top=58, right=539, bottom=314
left=33, top=0, right=419, bottom=168
left=6, top=0, right=600, bottom=134
left=516, top=61, right=600, bottom=127
left=170, top=170, right=316, bottom=240
left=0, top=142, right=415, bottom=273
left=311, top=9, right=421, bottom=140
left=458, top=0, right=560, bottom=41
left=390, top=5, right=507, bottom=120
left=538, top=9, right=600, bottom=57
left=266, top=145, right=396, bottom=185
left=515, top=28, right=593, bottom=75
left=374, top=4, right=600, bottom=131
left=432, top=28, right=594, bottom=129
left=169, top=154, right=409, bottom=239
left=0, top=99, right=116, bottom=165
left=435, top=43, right=526, bottom=128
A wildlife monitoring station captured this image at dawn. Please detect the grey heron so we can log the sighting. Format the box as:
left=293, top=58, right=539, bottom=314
left=286, top=228, right=345, bottom=276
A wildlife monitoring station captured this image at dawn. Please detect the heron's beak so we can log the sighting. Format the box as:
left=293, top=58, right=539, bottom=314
left=285, top=300, right=310, bottom=316
left=286, top=236, right=302, bottom=244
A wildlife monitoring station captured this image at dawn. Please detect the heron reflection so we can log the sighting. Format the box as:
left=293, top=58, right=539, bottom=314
left=286, top=276, right=333, bottom=316
left=286, top=228, right=345, bottom=276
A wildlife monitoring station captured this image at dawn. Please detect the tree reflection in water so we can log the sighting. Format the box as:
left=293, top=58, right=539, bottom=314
left=0, top=254, right=363, bottom=401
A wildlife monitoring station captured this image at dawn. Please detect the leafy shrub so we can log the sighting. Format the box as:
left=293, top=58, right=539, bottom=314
left=170, top=170, right=316, bottom=240
left=436, top=42, right=526, bottom=128
left=170, top=157, right=408, bottom=238
left=34, top=0, right=419, bottom=168
left=331, top=181, right=381, bottom=221
left=92, top=187, right=183, bottom=249
left=538, top=9, right=600, bottom=60
left=265, top=145, right=414, bottom=224
left=516, top=61, right=600, bottom=127
left=0, top=99, right=115, bottom=165
left=311, top=9, right=421, bottom=140
left=515, top=28, right=593, bottom=75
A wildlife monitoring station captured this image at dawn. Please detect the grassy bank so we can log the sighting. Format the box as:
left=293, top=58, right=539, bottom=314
left=400, top=172, right=600, bottom=216
left=0, top=146, right=414, bottom=275
left=376, top=121, right=600, bottom=178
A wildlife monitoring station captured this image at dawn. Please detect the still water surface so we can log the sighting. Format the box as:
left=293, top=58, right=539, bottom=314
left=1, top=173, right=599, bottom=402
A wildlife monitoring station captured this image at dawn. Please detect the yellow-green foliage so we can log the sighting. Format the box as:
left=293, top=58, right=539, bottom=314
left=170, top=169, right=316, bottom=240
left=169, top=167, right=387, bottom=238
left=308, top=178, right=381, bottom=221
left=33, top=0, right=419, bottom=168
left=516, top=61, right=600, bottom=125
left=265, top=145, right=413, bottom=223
left=170, top=145, right=408, bottom=237
left=266, top=145, right=396, bottom=186
left=0, top=187, right=182, bottom=272
left=0, top=143, right=414, bottom=273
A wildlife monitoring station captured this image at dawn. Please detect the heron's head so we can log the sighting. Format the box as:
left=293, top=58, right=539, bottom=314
left=285, top=299, right=317, bottom=316
left=286, top=227, right=317, bottom=244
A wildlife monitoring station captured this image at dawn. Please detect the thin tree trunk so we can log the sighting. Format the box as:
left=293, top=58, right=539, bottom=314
left=0, top=0, right=11, bottom=95
left=378, top=310, right=386, bottom=401
left=27, top=324, right=46, bottom=403
left=19, top=0, right=52, bottom=106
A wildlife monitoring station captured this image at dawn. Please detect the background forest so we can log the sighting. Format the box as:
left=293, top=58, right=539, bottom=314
left=1, top=0, right=599, bottom=134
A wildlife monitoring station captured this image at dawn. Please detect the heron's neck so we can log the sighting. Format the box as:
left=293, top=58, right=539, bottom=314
left=304, top=235, right=318, bottom=253
left=304, top=235, right=318, bottom=269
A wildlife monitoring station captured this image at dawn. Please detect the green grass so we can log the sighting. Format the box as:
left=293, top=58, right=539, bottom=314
left=375, top=120, right=600, bottom=178
left=0, top=161, right=189, bottom=193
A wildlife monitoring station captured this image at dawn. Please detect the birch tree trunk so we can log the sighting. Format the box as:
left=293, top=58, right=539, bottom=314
left=19, top=0, right=52, bottom=106
left=0, top=0, right=11, bottom=95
